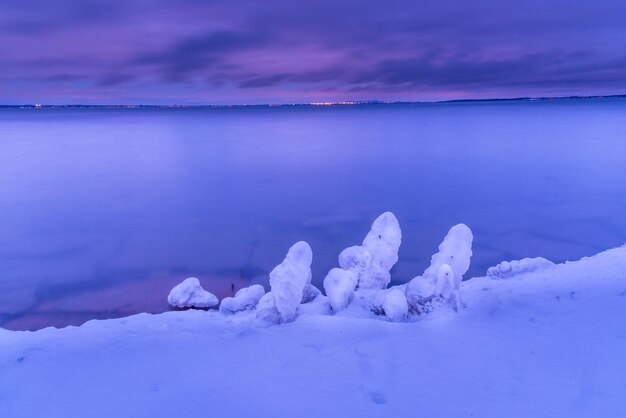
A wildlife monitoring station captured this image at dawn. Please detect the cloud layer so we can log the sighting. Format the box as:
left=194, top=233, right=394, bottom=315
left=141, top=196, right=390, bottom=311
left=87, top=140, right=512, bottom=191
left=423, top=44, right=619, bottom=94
left=1, top=0, right=625, bottom=104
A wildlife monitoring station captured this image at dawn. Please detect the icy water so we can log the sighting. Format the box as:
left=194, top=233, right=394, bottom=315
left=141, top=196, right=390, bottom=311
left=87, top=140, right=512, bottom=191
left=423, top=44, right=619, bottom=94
left=1, top=100, right=626, bottom=330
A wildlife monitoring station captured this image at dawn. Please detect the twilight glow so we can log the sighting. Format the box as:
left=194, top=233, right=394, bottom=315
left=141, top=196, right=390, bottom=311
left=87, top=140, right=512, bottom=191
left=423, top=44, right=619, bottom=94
left=1, top=0, right=625, bottom=104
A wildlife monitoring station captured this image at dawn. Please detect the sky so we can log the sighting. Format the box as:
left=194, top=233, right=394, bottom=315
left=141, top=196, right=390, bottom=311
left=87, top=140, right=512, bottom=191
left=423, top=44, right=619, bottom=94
left=1, top=0, right=625, bottom=104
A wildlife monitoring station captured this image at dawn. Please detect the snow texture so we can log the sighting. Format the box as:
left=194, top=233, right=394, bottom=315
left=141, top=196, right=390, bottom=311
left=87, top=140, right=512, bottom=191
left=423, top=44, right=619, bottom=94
left=406, top=224, right=472, bottom=312
left=423, top=223, right=473, bottom=286
left=255, top=291, right=280, bottom=324
left=340, top=212, right=401, bottom=290
left=4, top=245, right=626, bottom=417
left=167, top=277, right=218, bottom=309
left=382, top=288, right=408, bottom=321
left=3, top=244, right=626, bottom=417
left=487, top=257, right=555, bottom=279
left=267, top=241, right=313, bottom=323
left=301, top=284, right=322, bottom=304
left=323, top=268, right=356, bottom=312
left=219, top=284, right=265, bottom=314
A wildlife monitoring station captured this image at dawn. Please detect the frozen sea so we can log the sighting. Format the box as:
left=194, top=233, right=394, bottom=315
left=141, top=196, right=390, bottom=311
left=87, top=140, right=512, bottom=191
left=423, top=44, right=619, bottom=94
left=1, top=99, right=625, bottom=329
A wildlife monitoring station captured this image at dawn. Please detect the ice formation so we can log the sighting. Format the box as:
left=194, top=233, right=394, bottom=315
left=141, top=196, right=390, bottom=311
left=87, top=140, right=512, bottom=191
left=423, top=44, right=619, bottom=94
left=340, top=212, right=401, bottom=290
left=255, top=292, right=281, bottom=324
left=323, top=268, right=357, bottom=312
left=423, top=224, right=473, bottom=285
left=166, top=214, right=474, bottom=324
left=167, top=277, right=219, bottom=309
left=219, top=284, right=265, bottom=314
left=406, top=224, right=473, bottom=312
left=487, top=257, right=555, bottom=279
left=382, top=288, right=408, bottom=321
left=267, top=241, right=313, bottom=323
left=338, top=246, right=371, bottom=287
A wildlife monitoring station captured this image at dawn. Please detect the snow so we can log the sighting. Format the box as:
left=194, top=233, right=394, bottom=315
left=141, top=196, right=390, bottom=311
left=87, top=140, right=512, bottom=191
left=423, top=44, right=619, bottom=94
left=3, top=207, right=626, bottom=418
left=1, top=245, right=625, bottom=417
left=381, top=288, right=408, bottom=321
left=339, top=212, right=401, bottom=290
left=323, top=267, right=356, bottom=312
left=406, top=224, right=473, bottom=312
left=166, top=277, right=218, bottom=309
left=423, top=223, right=473, bottom=285
left=219, top=284, right=265, bottom=314
left=265, top=241, right=313, bottom=323
left=487, top=257, right=555, bottom=279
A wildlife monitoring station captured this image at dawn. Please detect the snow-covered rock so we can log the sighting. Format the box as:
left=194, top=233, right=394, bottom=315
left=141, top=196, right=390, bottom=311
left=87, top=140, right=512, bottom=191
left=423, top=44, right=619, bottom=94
left=338, top=245, right=371, bottom=286
left=323, top=268, right=356, bottom=313
left=487, top=257, right=555, bottom=279
left=167, top=277, right=219, bottom=309
left=406, top=224, right=473, bottom=313
left=339, top=212, right=401, bottom=290
left=423, top=223, right=473, bottom=287
left=255, top=292, right=281, bottom=324
left=405, top=276, right=435, bottom=313
left=219, top=284, right=265, bottom=314
left=361, top=212, right=402, bottom=289
left=382, top=288, right=408, bottom=321
left=268, top=241, right=313, bottom=323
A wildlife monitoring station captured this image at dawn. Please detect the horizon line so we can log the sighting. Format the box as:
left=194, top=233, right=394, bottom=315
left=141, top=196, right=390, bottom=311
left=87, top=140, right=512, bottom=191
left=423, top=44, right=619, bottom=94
left=1, top=94, right=625, bottom=108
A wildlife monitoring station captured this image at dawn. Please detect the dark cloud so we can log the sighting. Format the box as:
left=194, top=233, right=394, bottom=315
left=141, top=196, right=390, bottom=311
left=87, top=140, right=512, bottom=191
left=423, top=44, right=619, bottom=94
left=0, top=0, right=625, bottom=103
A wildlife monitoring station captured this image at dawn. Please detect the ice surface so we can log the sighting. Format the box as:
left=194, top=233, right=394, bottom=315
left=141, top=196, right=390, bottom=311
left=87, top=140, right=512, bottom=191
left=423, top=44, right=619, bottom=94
left=167, top=277, right=218, bottom=309
left=487, top=257, right=555, bottom=279
left=219, top=284, right=265, bottom=314
left=267, top=241, right=313, bottom=323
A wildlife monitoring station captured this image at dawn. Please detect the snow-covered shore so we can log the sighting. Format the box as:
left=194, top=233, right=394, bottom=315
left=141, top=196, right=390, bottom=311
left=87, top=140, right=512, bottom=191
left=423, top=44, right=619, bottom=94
left=1, top=244, right=625, bottom=417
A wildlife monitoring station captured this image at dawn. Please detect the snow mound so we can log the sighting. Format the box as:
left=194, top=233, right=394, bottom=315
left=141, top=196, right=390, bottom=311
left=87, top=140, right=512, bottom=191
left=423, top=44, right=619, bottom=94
left=219, top=284, right=265, bottom=314
left=167, top=277, right=219, bottom=309
left=382, top=288, right=408, bottom=321
left=266, top=241, right=313, bottom=323
left=323, top=268, right=356, bottom=312
left=487, top=257, right=555, bottom=279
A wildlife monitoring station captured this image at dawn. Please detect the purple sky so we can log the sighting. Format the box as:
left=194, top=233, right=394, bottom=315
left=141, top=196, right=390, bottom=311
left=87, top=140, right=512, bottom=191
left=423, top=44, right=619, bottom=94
left=1, top=0, right=625, bottom=104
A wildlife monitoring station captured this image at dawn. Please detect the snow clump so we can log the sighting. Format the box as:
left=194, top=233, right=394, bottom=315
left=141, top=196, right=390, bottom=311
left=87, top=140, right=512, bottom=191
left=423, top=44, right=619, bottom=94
left=323, top=268, right=357, bottom=312
left=168, top=277, right=219, bottom=309
left=487, top=257, right=555, bottom=279
left=219, top=284, right=265, bottom=314
left=260, top=241, right=313, bottom=323
left=339, top=212, right=401, bottom=290
left=406, top=224, right=473, bottom=312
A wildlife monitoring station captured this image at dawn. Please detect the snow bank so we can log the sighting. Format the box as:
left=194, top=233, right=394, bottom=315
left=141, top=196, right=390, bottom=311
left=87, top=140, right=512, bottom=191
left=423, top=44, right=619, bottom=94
left=487, top=257, right=555, bottom=279
left=3, top=245, right=626, bottom=417
left=167, top=277, right=219, bottom=309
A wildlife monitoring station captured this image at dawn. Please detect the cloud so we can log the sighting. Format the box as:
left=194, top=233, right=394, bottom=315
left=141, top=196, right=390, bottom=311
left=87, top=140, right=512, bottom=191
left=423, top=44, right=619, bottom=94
left=0, top=0, right=625, bottom=103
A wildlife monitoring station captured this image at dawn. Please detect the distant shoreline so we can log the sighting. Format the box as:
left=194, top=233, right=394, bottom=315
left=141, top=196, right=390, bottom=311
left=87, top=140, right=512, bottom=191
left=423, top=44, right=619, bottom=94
left=1, top=94, right=625, bottom=109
